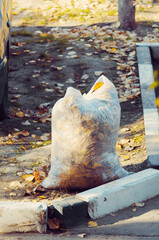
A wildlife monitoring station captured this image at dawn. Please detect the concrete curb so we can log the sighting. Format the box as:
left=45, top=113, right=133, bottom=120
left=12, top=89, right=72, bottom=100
left=77, top=168, right=159, bottom=219
left=136, top=43, right=159, bottom=168
left=49, top=169, right=159, bottom=225
left=0, top=202, right=48, bottom=233
left=1, top=169, right=159, bottom=233
left=49, top=196, right=89, bottom=228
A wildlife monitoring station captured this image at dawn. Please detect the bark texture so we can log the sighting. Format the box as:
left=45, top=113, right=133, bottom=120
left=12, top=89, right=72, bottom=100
left=118, top=0, right=136, bottom=30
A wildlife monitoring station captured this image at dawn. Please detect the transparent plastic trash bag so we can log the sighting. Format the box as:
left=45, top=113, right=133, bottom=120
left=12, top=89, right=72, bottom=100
left=42, top=75, right=130, bottom=190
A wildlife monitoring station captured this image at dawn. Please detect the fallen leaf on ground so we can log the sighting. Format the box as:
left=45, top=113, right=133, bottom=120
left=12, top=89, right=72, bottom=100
left=94, top=71, right=103, bottom=77
left=40, top=134, right=49, bottom=141
left=132, top=208, right=137, bottom=212
left=116, top=143, right=123, bottom=150
left=88, top=221, right=98, bottom=228
left=155, top=97, right=159, bottom=107
left=135, top=202, right=145, bottom=207
left=16, top=111, right=24, bottom=118
left=123, top=156, right=130, bottom=160
left=11, top=51, right=21, bottom=56
left=22, top=120, right=31, bottom=126
left=39, top=117, right=47, bottom=123
left=12, top=12, right=18, bottom=15
left=9, top=192, right=17, bottom=196
left=14, top=94, right=21, bottom=99
left=34, top=171, right=43, bottom=183
left=67, top=51, right=77, bottom=56
left=10, top=99, right=17, bottom=103
left=47, top=218, right=60, bottom=230
left=32, top=74, right=40, bottom=78
left=120, top=127, right=130, bottom=133
left=20, top=145, right=26, bottom=151
left=21, top=130, right=30, bottom=137
left=110, top=213, right=115, bottom=216
left=38, top=195, right=47, bottom=199
left=22, top=174, right=35, bottom=182
left=77, top=233, right=86, bottom=238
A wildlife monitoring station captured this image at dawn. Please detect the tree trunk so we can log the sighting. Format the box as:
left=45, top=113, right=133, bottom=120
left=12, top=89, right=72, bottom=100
left=118, top=0, right=136, bottom=30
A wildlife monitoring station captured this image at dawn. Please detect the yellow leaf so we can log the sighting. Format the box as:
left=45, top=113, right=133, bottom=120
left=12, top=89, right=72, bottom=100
left=42, top=33, right=47, bottom=37
left=20, top=146, right=26, bottom=151
left=123, top=156, right=130, bottom=160
left=92, top=82, right=104, bottom=92
left=154, top=70, right=159, bottom=81
left=8, top=133, right=12, bottom=139
left=88, top=221, right=98, bottom=228
left=116, top=143, right=122, bottom=150
left=22, top=174, right=34, bottom=182
left=16, top=111, right=24, bottom=118
left=39, top=195, right=46, bottom=199
left=12, top=12, right=18, bottom=15
left=111, top=48, right=117, bottom=52
left=85, top=8, right=90, bottom=13
left=155, top=97, right=159, bottom=107
left=31, top=134, right=36, bottom=138
left=149, top=81, right=159, bottom=90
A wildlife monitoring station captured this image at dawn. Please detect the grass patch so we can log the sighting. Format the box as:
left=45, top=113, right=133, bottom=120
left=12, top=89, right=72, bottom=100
left=97, top=0, right=107, bottom=3
left=20, top=8, right=27, bottom=12
left=55, top=38, right=69, bottom=53
left=132, top=133, right=144, bottom=144
left=11, top=30, right=33, bottom=37
left=35, top=84, right=44, bottom=90
left=35, top=34, right=55, bottom=43
left=103, top=36, right=116, bottom=42
left=31, top=161, right=42, bottom=168
left=30, top=140, right=51, bottom=149
left=57, top=8, right=90, bottom=20
left=138, top=6, right=146, bottom=12
left=25, top=39, right=34, bottom=44
left=107, top=9, right=118, bottom=16
left=39, top=52, right=50, bottom=59
left=22, top=16, right=35, bottom=25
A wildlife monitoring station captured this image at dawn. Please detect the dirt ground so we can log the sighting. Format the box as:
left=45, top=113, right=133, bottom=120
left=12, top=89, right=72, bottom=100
left=0, top=0, right=159, bottom=201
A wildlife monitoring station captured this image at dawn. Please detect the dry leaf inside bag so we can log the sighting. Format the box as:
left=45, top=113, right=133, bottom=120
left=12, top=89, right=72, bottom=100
left=42, top=75, right=131, bottom=190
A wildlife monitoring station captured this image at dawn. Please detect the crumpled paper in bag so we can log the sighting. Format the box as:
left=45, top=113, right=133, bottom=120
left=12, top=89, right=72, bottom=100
left=42, top=75, right=130, bottom=190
